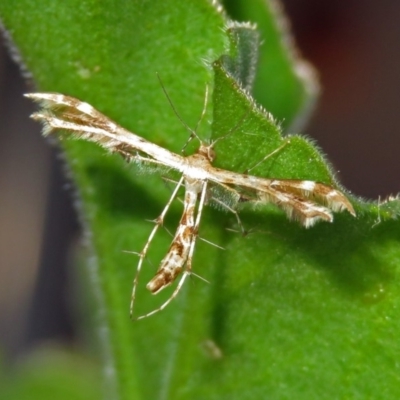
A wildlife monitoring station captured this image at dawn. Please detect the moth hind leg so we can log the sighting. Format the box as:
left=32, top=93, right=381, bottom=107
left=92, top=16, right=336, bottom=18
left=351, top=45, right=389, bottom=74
left=130, top=176, right=185, bottom=319
left=135, top=180, right=209, bottom=320
left=135, top=271, right=191, bottom=320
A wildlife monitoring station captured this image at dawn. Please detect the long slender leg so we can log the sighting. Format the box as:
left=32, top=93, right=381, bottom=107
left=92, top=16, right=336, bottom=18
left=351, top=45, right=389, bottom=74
left=245, top=140, right=290, bottom=173
left=211, top=196, right=246, bottom=234
left=185, top=180, right=208, bottom=273
left=136, top=180, right=208, bottom=320
left=130, top=175, right=185, bottom=318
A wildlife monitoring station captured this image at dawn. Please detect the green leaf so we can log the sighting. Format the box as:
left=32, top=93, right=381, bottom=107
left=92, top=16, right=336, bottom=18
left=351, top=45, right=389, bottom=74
left=0, top=349, right=102, bottom=400
left=1, top=1, right=400, bottom=400
left=222, top=0, right=319, bottom=131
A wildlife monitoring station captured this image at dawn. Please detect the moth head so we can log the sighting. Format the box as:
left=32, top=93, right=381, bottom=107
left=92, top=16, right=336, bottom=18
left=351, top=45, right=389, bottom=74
left=197, top=143, right=216, bottom=162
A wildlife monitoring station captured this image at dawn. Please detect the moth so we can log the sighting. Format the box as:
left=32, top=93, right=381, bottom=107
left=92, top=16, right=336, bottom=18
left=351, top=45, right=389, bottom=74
left=25, top=89, right=355, bottom=319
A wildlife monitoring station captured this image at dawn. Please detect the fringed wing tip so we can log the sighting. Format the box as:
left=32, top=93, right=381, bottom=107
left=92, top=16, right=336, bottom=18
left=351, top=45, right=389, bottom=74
left=25, top=94, right=58, bottom=129
left=269, top=180, right=356, bottom=219
left=267, top=194, right=332, bottom=228
left=328, top=194, right=356, bottom=217
left=302, top=214, right=331, bottom=228
left=286, top=207, right=333, bottom=228
left=24, top=93, right=52, bottom=103
left=287, top=195, right=355, bottom=228
left=27, top=111, right=54, bottom=136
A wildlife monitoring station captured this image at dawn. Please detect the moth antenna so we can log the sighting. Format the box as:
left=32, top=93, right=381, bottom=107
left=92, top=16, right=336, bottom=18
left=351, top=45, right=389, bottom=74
left=156, top=72, right=203, bottom=147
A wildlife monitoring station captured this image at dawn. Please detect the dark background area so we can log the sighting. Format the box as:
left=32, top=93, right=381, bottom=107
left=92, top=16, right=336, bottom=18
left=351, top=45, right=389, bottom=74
left=0, top=1, right=399, bottom=360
